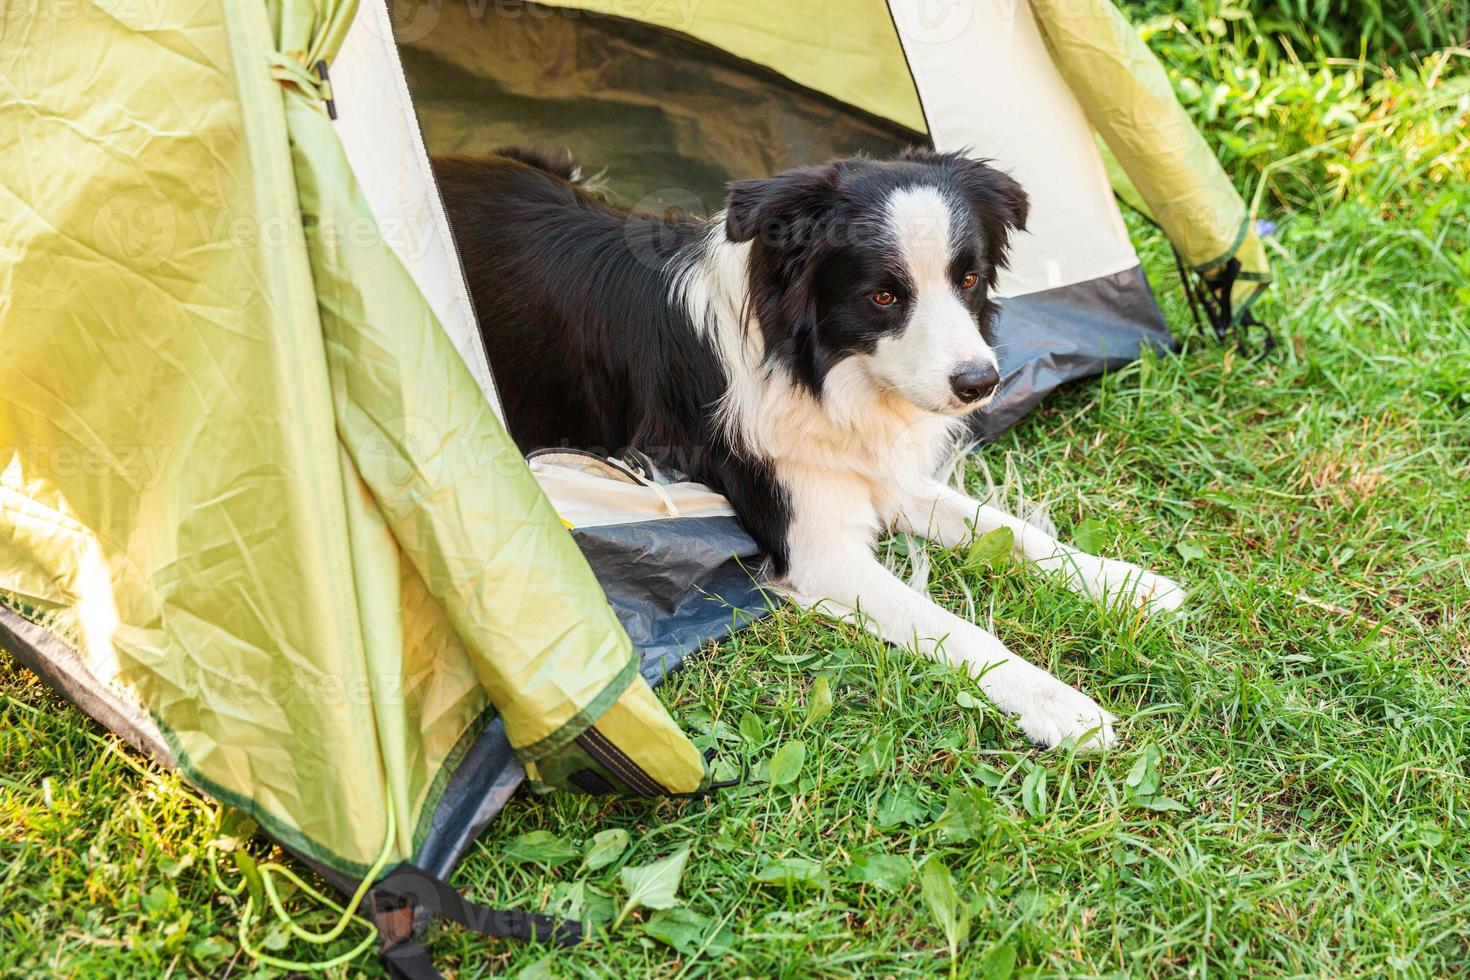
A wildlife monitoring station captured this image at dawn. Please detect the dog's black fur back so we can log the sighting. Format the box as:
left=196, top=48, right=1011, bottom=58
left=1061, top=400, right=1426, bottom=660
left=433, top=151, right=796, bottom=569
left=485, top=145, right=585, bottom=186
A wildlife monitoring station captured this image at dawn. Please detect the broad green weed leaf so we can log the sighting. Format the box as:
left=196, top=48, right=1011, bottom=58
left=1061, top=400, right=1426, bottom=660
left=218, top=808, right=257, bottom=846
left=875, top=786, right=929, bottom=828
left=1020, top=767, right=1048, bottom=818
left=754, top=857, right=828, bottom=889
left=920, top=856, right=971, bottom=972
left=805, top=674, right=834, bottom=727
left=859, top=731, right=896, bottom=776
left=768, top=740, right=806, bottom=787
left=974, top=764, right=1005, bottom=788
left=979, top=940, right=1017, bottom=979
left=739, top=711, right=766, bottom=744
left=554, top=880, right=615, bottom=925
left=966, top=526, right=1014, bottom=570
left=514, top=955, right=555, bottom=980
left=845, top=852, right=913, bottom=893
left=231, top=850, right=264, bottom=908
left=583, top=828, right=629, bottom=871
left=934, top=785, right=993, bottom=842
left=504, top=830, right=580, bottom=867
left=1125, top=745, right=1190, bottom=812
left=260, top=925, right=290, bottom=952
left=643, top=907, right=734, bottom=956
left=1073, top=519, right=1108, bottom=554
left=1125, top=745, right=1163, bottom=801
left=615, top=847, right=690, bottom=928
left=189, top=937, right=232, bottom=964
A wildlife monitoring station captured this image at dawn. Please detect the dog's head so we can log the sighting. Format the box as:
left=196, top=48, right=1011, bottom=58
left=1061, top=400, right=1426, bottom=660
left=724, top=149, right=1027, bottom=416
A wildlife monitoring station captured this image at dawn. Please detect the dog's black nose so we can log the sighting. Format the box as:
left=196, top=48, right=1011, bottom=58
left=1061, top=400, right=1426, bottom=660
left=949, top=362, right=1000, bottom=404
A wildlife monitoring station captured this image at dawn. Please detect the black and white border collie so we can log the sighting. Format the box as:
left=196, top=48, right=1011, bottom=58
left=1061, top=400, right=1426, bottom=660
left=436, top=148, right=1183, bottom=749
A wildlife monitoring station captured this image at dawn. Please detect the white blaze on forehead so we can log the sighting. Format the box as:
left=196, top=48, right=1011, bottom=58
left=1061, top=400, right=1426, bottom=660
left=882, top=185, right=957, bottom=288
left=868, top=184, right=997, bottom=415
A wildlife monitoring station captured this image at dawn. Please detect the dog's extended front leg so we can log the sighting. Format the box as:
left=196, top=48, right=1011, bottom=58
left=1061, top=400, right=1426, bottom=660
left=896, top=484, right=1184, bottom=615
left=785, top=537, right=1116, bottom=750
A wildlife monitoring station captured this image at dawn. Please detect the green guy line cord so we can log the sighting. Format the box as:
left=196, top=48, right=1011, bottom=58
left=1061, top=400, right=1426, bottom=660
left=210, top=797, right=398, bottom=972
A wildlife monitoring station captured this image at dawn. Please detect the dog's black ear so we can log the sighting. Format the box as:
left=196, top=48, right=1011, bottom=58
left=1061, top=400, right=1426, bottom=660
left=724, top=165, right=839, bottom=245
left=772, top=266, right=836, bottom=394
left=950, top=155, right=1029, bottom=273
left=953, top=156, right=1029, bottom=234
left=727, top=163, right=846, bottom=394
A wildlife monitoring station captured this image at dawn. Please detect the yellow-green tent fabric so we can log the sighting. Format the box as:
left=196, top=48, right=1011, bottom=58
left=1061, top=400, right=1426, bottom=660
left=0, top=0, right=709, bottom=885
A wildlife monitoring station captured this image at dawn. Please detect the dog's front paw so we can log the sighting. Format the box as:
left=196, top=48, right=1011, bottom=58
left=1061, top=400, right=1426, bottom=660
left=1004, top=677, right=1118, bottom=751
left=1090, top=559, right=1185, bottom=617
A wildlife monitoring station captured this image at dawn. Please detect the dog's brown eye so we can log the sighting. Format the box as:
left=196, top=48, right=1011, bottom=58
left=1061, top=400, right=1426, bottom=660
left=871, top=290, right=897, bottom=307
left=960, top=272, right=980, bottom=290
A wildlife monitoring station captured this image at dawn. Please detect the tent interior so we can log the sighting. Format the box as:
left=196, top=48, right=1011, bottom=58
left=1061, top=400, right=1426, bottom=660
left=393, top=1, right=926, bottom=210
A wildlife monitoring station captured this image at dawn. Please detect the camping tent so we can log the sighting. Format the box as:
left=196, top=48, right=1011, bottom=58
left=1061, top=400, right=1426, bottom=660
left=0, top=0, right=1268, bottom=971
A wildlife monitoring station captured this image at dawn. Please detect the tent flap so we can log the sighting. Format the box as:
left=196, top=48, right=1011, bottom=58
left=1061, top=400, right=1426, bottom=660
left=0, top=0, right=707, bottom=879
left=1028, top=0, right=1271, bottom=315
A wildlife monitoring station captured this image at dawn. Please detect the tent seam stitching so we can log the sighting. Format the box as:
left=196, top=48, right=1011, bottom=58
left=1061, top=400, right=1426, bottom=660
left=1192, top=216, right=1252, bottom=274
left=511, top=649, right=640, bottom=763
left=148, top=711, right=374, bottom=877
left=407, top=698, right=500, bottom=856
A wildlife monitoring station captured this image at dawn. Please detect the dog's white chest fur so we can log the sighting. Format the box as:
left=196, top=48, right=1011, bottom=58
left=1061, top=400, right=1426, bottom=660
left=743, top=358, right=966, bottom=541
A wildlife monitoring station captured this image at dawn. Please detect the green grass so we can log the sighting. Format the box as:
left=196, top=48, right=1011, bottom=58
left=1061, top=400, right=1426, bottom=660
left=4, top=15, right=1469, bottom=980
